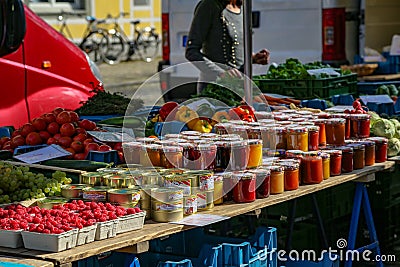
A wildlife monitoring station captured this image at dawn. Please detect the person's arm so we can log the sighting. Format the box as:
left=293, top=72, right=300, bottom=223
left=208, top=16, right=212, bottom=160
left=185, top=0, right=226, bottom=77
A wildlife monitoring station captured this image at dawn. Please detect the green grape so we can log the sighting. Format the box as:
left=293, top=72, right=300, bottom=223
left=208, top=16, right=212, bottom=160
left=48, top=191, right=54, bottom=196
left=44, top=188, right=50, bottom=193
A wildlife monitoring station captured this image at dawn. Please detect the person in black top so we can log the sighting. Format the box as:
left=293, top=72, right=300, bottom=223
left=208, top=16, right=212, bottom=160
left=185, top=0, right=270, bottom=93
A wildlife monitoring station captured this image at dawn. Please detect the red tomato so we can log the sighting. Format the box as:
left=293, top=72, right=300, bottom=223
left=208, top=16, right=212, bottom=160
left=118, top=151, right=125, bottom=163
left=85, top=143, right=99, bottom=153
left=31, top=118, right=47, bottom=131
left=42, top=113, right=56, bottom=124
left=58, top=136, right=72, bottom=148
left=73, top=133, right=87, bottom=142
left=10, top=135, right=25, bottom=148
left=98, top=144, right=112, bottom=151
left=52, top=107, right=65, bottom=116
left=47, top=122, right=60, bottom=135
left=53, top=133, right=62, bottom=140
left=75, top=127, right=87, bottom=135
left=64, top=147, right=75, bottom=159
left=0, top=137, right=10, bottom=147
left=70, top=141, right=84, bottom=153
left=47, top=137, right=58, bottom=145
left=69, top=111, right=80, bottom=122
left=83, top=138, right=94, bottom=146
left=38, top=131, right=51, bottom=142
left=20, top=123, right=36, bottom=137
left=2, top=141, right=12, bottom=151
left=79, top=119, right=96, bottom=131
left=11, top=129, right=22, bottom=138
left=25, top=132, right=42, bottom=146
left=74, top=153, right=87, bottom=160
left=56, top=111, right=72, bottom=125
left=60, top=123, right=76, bottom=137
left=113, top=142, right=123, bottom=151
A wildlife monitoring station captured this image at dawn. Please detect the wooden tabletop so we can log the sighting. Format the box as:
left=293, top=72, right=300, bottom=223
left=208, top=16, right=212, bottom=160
left=0, top=161, right=394, bottom=266
left=359, top=73, right=400, bottom=81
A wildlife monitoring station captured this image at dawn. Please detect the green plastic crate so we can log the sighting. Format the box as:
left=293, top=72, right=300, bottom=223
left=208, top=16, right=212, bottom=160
left=253, top=72, right=357, bottom=100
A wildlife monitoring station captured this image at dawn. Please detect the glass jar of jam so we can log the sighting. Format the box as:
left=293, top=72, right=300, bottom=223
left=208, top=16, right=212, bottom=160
left=231, top=125, right=249, bottom=140
left=323, top=150, right=342, bottom=176
left=302, top=152, right=323, bottom=184
left=307, top=126, right=319, bottom=151
left=232, top=172, right=256, bottom=203
left=350, top=114, right=371, bottom=139
left=160, top=146, right=183, bottom=169
left=368, top=137, right=388, bottom=163
left=287, top=127, right=308, bottom=152
left=260, top=126, right=271, bottom=149
left=348, top=143, right=365, bottom=170
left=325, top=118, right=346, bottom=146
left=250, top=168, right=271, bottom=199
left=331, top=113, right=350, bottom=139
left=222, top=172, right=235, bottom=202
left=139, top=145, right=156, bottom=167
left=281, top=163, right=300, bottom=191
left=321, top=153, right=330, bottom=179
left=313, top=119, right=327, bottom=146
left=270, top=127, right=287, bottom=150
left=358, top=140, right=375, bottom=166
left=122, top=142, right=142, bottom=164
left=339, top=146, right=354, bottom=173
left=247, top=126, right=262, bottom=139
left=267, top=166, right=284, bottom=194
left=214, top=123, right=231, bottom=135
left=214, top=141, right=231, bottom=172
left=247, top=139, right=263, bottom=169
left=230, top=141, right=249, bottom=171
left=196, top=143, right=217, bottom=171
left=179, top=142, right=197, bottom=170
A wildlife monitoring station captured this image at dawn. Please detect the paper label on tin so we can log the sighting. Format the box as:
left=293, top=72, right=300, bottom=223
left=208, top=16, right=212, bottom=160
left=83, top=192, right=106, bottom=200
left=165, top=180, right=191, bottom=196
left=155, top=202, right=183, bottom=211
left=132, top=193, right=141, bottom=202
left=196, top=192, right=207, bottom=209
left=200, top=176, right=214, bottom=191
left=184, top=197, right=198, bottom=215
left=168, top=191, right=184, bottom=201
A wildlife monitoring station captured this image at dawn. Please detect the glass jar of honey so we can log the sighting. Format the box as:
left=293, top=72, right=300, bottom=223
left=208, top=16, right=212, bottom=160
left=247, top=139, right=263, bottom=169
left=287, top=127, right=308, bottom=151
left=266, top=166, right=284, bottom=194
left=302, top=152, right=323, bottom=184
left=350, top=114, right=371, bottom=139
left=307, top=126, right=319, bottom=151
left=325, top=118, right=346, bottom=146
left=321, top=152, right=330, bottom=179
left=232, top=172, right=256, bottom=203
left=368, top=137, right=388, bottom=163
left=313, top=119, right=327, bottom=146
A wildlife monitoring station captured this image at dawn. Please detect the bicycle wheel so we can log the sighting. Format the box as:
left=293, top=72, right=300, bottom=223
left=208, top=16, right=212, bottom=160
left=79, top=31, right=108, bottom=65
left=136, top=32, right=160, bottom=63
left=103, top=33, right=125, bottom=65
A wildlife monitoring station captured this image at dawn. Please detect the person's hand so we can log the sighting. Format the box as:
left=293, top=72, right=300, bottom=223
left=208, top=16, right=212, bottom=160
left=252, top=49, right=270, bottom=65
left=219, top=68, right=243, bottom=78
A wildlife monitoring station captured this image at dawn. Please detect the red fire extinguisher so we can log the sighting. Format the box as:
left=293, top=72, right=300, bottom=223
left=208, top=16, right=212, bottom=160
left=322, top=7, right=347, bottom=64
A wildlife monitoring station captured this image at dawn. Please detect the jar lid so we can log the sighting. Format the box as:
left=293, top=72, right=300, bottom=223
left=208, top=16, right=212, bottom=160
left=214, top=140, right=230, bottom=147
left=258, top=119, right=275, bottom=125
left=277, top=158, right=301, bottom=165
left=286, top=150, right=304, bottom=156
left=296, top=110, right=314, bottom=116
left=163, top=146, right=184, bottom=153
left=274, top=115, right=290, bottom=121
left=196, top=143, right=217, bottom=151
left=247, top=126, right=263, bottom=132
left=326, top=118, right=346, bottom=124
left=317, top=112, right=331, bottom=119
left=298, top=122, right=315, bottom=126
left=164, top=134, right=182, bottom=139
left=254, top=112, right=274, bottom=119
left=279, top=162, right=300, bottom=170
left=289, top=117, right=306, bottom=123
left=269, top=126, right=287, bottom=133
left=249, top=168, right=271, bottom=176
left=288, top=126, right=308, bottom=133
left=168, top=138, right=189, bottom=143
left=221, top=134, right=243, bottom=141
left=347, top=143, right=365, bottom=150
left=336, top=146, right=353, bottom=153
left=240, top=172, right=256, bottom=180
left=265, top=165, right=284, bottom=172
left=230, top=140, right=247, bottom=147
left=147, top=144, right=162, bottom=151
left=178, top=142, right=195, bottom=149
left=136, top=137, right=158, bottom=144
left=368, top=137, right=388, bottom=144
left=312, top=119, right=327, bottom=124
left=122, top=142, right=142, bottom=149
left=357, top=140, right=375, bottom=147
left=320, top=152, right=330, bottom=159
left=350, top=114, right=370, bottom=119
left=306, top=125, right=319, bottom=132
left=247, top=139, right=262, bottom=145
left=275, top=121, right=293, bottom=126
left=230, top=125, right=248, bottom=131
left=156, top=140, right=179, bottom=146
left=323, top=149, right=342, bottom=156
left=303, top=151, right=321, bottom=157
left=201, top=133, right=219, bottom=139
left=330, top=113, right=350, bottom=119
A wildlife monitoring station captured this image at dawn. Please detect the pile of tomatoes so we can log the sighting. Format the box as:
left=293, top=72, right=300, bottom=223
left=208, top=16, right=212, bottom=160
left=0, top=107, right=124, bottom=161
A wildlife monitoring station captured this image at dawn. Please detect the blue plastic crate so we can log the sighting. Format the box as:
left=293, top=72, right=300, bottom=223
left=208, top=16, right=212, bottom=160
left=283, top=253, right=339, bottom=267
left=359, top=95, right=394, bottom=115
left=354, top=52, right=400, bottom=74
left=300, top=99, right=327, bottom=110
left=331, top=94, right=354, bottom=106
left=0, top=126, right=13, bottom=138
left=86, top=150, right=119, bottom=165
left=357, top=81, right=400, bottom=95
left=75, top=252, right=140, bottom=267
left=13, top=144, right=48, bottom=155
left=79, top=115, right=121, bottom=123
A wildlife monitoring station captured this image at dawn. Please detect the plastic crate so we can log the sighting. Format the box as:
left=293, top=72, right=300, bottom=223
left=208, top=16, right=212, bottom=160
left=76, top=225, right=97, bottom=246
left=116, top=212, right=146, bottom=234
left=0, top=229, right=23, bottom=248
left=75, top=252, right=141, bottom=267
left=0, top=126, right=13, bottom=138
left=300, top=99, right=327, bottom=110
left=86, top=150, right=119, bottom=165
left=21, top=228, right=78, bottom=252
left=359, top=95, right=394, bottom=116
left=355, top=52, right=400, bottom=74
left=13, top=144, right=48, bottom=155
left=253, top=73, right=357, bottom=100
left=283, top=253, right=339, bottom=267
left=357, top=81, right=400, bottom=95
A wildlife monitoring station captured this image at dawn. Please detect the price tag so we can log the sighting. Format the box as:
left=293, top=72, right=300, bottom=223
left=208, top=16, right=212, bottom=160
left=13, top=144, right=71, bottom=164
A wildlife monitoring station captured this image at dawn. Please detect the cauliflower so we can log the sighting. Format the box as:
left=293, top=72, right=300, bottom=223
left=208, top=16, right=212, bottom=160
left=371, top=118, right=396, bottom=139
left=368, top=111, right=380, bottom=127
left=390, top=119, right=400, bottom=138
left=388, top=138, right=400, bottom=157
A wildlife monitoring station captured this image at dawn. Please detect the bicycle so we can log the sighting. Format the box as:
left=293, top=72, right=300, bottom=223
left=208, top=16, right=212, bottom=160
left=57, top=11, right=109, bottom=65
left=103, top=12, right=160, bottom=65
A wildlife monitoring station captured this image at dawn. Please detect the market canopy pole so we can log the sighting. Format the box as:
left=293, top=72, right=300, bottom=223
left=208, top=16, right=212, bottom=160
left=243, top=0, right=253, bottom=106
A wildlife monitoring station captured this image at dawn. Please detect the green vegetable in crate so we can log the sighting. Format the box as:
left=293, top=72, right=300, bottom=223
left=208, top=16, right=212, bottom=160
left=368, top=111, right=380, bottom=127
left=376, top=85, right=390, bottom=96
left=371, top=118, right=396, bottom=139
left=388, top=138, right=400, bottom=157
left=388, top=84, right=399, bottom=96
left=97, top=116, right=145, bottom=128
left=390, top=118, right=400, bottom=138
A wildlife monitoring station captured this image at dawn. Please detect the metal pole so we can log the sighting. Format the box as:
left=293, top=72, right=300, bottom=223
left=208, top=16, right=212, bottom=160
left=243, top=0, right=253, bottom=106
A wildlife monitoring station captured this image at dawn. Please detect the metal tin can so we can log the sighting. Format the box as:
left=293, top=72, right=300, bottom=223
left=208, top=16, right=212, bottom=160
left=140, top=184, right=159, bottom=210
left=139, top=171, right=164, bottom=186
left=96, top=168, right=125, bottom=174
left=103, top=174, right=135, bottom=189
left=193, top=188, right=214, bottom=211
left=164, top=175, right=192, bottom=196
left=81, top=172, right=104, bottom=186
left=151, top=209, right=183, bottom=223
left=82, top=186, right=110, bottom=201
left=61, top=184, right=90, bottom=199
left=213, top=174, right=224, bottom=205
left=151, top=200, right=183, bottom=211
left=151, top=187, right=184, bottom=203
left=107, top=188, right=141, bottom=205
left=185, top=170, right=213, bottom=190
left=183, top=195, right=198, bottom=216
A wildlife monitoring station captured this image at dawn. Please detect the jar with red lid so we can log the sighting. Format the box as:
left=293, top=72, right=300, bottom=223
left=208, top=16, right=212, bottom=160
left=230, top=141, right=248, bottom=171
left=347, top=143, right=365, bottom=170
left=280, top=163, right=300, bottom=191
left=287, top=127, right=308, bottom=152
left=160, top=146, right=183, bottom=169
left=307, top=126, right=319, bottom=151
left=302, top=152, right=323, bottom=184
left=122, top=142, right=142, bottom=164
left=214, top=141, right=231, bottom=172
left=338, top=146, right=354, bottom=173
left=313, top=119, right=327, bottom=146
left=196, top=143, right=217, bottom=170
left=368, top=137, right=388, bottom=163
left=325, top=118, right=346, bottom=145
left=250, top=169, right=271, bottom=199
left=323, top=150, right=342, bottom=176
left=358, top=140, right=375, bottom=166
left=247, top=139, right=263, bottom=169
left=266, top=166, right=284, bottom=194
left=331, top=113, right=350, bottom=139
left=232, top=172, right=256, bottom=203
left=350, top=114, right=371, bottom=138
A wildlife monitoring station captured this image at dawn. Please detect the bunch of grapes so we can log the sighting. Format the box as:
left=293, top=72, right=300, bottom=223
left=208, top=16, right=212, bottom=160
left=0, top=162, right=72, bottom=204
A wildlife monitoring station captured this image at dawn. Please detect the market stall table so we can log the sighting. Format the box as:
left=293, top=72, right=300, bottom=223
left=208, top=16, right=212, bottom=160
left=0, top=161, right=394, bottom=267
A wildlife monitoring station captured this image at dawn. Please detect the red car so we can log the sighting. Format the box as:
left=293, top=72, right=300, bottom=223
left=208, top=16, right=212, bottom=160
left=0, top=3, right=103, bottom=128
